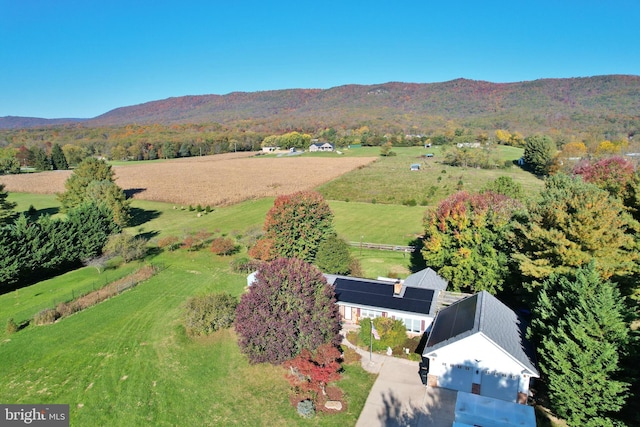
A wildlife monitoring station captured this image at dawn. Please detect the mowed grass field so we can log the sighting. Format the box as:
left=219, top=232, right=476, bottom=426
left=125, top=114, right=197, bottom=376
left=0, top=250, right=375, bottom=426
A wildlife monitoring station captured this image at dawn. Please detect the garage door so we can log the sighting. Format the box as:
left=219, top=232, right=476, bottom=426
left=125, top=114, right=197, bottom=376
left=438, top=365, right=473, bottom=393
left=481, top=372, right=518, bottom=402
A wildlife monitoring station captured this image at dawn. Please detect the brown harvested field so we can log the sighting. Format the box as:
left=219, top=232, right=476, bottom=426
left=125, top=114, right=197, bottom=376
left=0, top=152, right=376, bottom=206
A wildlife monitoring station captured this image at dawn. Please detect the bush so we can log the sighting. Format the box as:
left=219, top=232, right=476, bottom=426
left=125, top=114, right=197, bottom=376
left=296, top=399, right=315, bottom=419
left=358, top=317, right=407, bottom=351
left=33, top=308, right=59, bottom=325
left=230, top=257, right=264, bottom=274
left=402, top=199, right=417, bottom=206
left=340, top=346, right=361, bottom=365
left=184, top=293, right=238, bottom=336
left=103, top=232, right=148, bottom=263
left=6, top=318, right=18, bottom=335
left=210, top=237, right=237, bottom=256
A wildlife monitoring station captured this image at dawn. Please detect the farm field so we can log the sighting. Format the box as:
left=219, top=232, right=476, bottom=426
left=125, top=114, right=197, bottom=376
left=318, top=145, right=543, bottom=205
left=0, top=151, right=376, bottom=207
left=0, top=147, right=542, bottom=210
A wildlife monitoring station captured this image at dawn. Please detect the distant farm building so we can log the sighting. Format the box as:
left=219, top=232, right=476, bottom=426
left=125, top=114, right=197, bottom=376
left=410, top=163, right=421, bottom=171
left=309, top=142, right=334, bottom=152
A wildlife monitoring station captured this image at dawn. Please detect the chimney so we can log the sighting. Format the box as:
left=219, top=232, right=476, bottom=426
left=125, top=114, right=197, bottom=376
left=393, top=280, right=402, bottom=296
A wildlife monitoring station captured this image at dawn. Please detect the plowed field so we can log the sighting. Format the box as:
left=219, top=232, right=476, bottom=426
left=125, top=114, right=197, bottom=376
left=0, top=152, right=376, bottom=206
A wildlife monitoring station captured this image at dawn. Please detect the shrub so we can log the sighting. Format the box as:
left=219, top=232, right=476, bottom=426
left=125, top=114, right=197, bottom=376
left=103, top=232, right=148, bottom=263
left=402, top=199, right=417, bottom=206
left=33, top=309, right=59, bottom=325
left=230, top=257, right=264, bottom=274
left=196, top=204, right=203, bottom=212
left=6, top=318, right=18, bottom=335
left=157, top=235, right=180, bottom=251
left=210, top=237, right=237, bottom=256
left=296, top=399, right=315, bottom=419
left=358, top=317, right=407, bottom=351
left=205, top=205, right=212, bottom=213
left=340, top=346, right=361, bottom=365
left=184, top=293, right=238, bottom=337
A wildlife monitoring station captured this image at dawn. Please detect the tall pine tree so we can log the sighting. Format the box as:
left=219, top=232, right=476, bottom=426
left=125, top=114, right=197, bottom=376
left=530, top=263, right=629, bottom=425
left=50, top=143, right=69, bottom=170
left=0, top=183, right=17, bottom=225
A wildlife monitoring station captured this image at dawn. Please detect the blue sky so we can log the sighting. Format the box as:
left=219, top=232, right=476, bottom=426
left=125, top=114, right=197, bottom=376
left=1, top=0, right=639, bottom=118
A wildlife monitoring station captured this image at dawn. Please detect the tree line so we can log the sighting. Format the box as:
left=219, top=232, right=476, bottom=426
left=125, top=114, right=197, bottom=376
left=420, top=157, right=640, bottom=425
left=0, top=158, right=129, bottom=290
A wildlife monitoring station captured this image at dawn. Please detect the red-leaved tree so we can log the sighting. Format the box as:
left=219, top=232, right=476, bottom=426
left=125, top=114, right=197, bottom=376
left=235, top=258, right=341, bottom=365
left=573, top=156, right=636, bottom=201
left=285, top=343, right=342, bottom=396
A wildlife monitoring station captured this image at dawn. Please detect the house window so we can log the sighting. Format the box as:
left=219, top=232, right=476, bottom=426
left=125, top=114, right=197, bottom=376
left=360, top=309, right=382, bottom=319
left=398, top=317, right=422, bottom=333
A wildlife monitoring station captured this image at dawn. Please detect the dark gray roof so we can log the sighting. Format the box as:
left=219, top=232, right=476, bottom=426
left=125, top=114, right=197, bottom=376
left=403, top=268, right=448, bottom=291
left=423, top=291, right=538, bottom=375
left=333, top=277, right=435, bottom=316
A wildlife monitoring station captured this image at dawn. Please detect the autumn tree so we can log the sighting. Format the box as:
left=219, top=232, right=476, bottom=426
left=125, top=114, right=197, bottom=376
left=422, top=191, right=522, bottom=294
left=254, top=191, right=335, bottom=263
left=0, top=184, right=17, bottom=225
left=235, top=258, right=341, bottom=364
left=573, top=156, right=637, bottom=210
left=511, top=174, right=639, bottom=291
left=58, top=157, right=130, bottom=226
left=529, top=264, right=629, bottom=425
left=285, top=343, right=342, bottom=396
left=523, top=134, right=556, bottom=175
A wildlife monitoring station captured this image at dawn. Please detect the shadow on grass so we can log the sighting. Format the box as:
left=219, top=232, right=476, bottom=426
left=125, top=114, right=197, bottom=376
left=128, top=207, right=161, bottom=228
left=25, top=206, right=60, bottom=219
left=408, top=237, right=426, bottom=273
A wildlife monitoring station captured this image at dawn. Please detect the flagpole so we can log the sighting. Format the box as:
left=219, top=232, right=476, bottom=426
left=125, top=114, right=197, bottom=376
left=369, top=320, right=373, bottom=361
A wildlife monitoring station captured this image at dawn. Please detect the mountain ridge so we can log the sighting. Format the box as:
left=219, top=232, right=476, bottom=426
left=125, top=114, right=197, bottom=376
left=1, top=75, right=639, bottom=135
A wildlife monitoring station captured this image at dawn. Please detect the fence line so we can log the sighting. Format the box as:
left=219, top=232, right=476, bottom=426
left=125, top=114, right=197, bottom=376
left=348, top=242, right=416, bottom=252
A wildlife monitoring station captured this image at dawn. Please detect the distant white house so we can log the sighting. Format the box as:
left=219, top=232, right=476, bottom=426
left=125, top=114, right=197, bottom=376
left=422, top=291, right=539, bottom=404
left=261, top=146, right=279, bottom=153
left=309, top=142, right=334, bottom=152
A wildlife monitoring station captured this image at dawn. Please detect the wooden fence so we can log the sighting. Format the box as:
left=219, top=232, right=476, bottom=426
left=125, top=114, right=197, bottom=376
left=348, top=242, right=416, bottom=252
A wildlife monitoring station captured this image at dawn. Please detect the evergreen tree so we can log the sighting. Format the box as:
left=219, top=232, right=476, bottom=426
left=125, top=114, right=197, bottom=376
left=50, top=143, right=69, bottom=170
left=530, top=263, right=629, bottom=425
left=58, top=157, right=130, bottom=226
left=32, top=146, right=51, bottom=171
left=523, top=134, right=556, bottom=175
left=315, top=235, right=352, bottom=275
left=512, top=174, right=639, bottom=290
left=0, top=183, right=17, bottom=225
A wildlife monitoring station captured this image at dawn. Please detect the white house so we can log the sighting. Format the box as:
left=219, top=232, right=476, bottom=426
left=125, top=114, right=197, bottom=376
left=324, top=268, right=463, bottom=336
left=422, top=291, right=539, bottom=404
left=309, top=142, right=334, bottom=152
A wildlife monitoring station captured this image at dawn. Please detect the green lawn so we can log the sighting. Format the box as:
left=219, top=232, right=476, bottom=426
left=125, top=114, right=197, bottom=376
left=0, top=263, right=140, bottom=330
left=0, top=249, right=376, bottom=426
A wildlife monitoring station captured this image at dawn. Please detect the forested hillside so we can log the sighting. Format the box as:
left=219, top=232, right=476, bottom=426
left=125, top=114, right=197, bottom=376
left=1, top=75, right=639, bottom=139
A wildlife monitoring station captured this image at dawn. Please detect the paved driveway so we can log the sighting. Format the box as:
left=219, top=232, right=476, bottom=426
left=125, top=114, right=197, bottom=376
left=344, top=339, right=457, bottom=427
